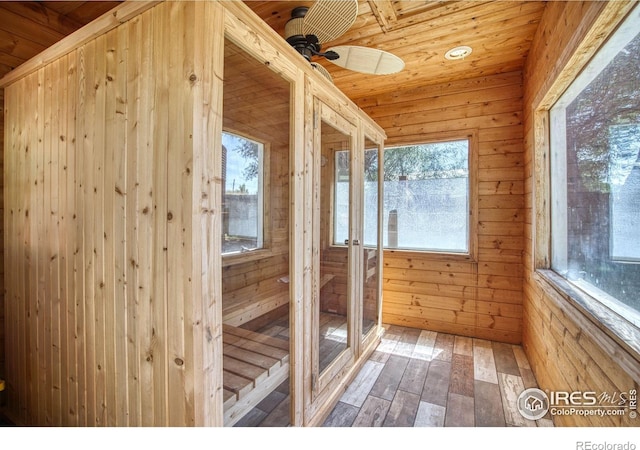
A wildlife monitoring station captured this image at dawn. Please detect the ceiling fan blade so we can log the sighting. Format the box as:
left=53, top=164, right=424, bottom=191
left=326, top=45, right=405, bottom=75
left=311, top=62, right=333, bottom=83
left=302, top=0, right=358, bottom=44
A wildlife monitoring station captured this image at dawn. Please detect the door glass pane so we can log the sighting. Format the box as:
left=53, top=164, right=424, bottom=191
left=319, top=119, right=351, bottom=374
left=221, top=37, right=292, bottom=426
left=362, top=137, right=380, bottom=337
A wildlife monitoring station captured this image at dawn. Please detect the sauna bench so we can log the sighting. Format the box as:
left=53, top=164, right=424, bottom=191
left=222, top=273, right=336, bottom=327
left=222, top=324, right=290, bottom=426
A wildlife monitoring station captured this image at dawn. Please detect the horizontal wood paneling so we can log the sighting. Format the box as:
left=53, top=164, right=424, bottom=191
left=523, top=0, right=639, bottom=426
left=2, top=1, right=222, bottom=426
left=361, top=71, right=525, bottom=344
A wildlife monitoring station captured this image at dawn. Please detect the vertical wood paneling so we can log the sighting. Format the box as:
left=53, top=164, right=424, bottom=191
left=523, top=0, right=640, bottom=426
left=358, top=72, right=525, bottom=344
left=151, top=5, right=169, bottom=426
left=2, top=1, right=224, bottom=426
left=129, top=11, right=156, bottom=426
left=73, top=44, right=87, bottom=427
left=193, top=0, right=224, bottom=426
left=81, top=37, right=97, bottom=426
left=0, top=87, right=4, bottom=399
left=26, top=70, right=39, bottom=425
left=36, top=64, right=47, bottom=425
left=125, top=12, right=143, bottom=427
left=167, top=0, right=189, bottom=426
left=113, top=24, right=128, bottom=428
left=2, top=85, right=12, bottom=415
left=64, top=50, right=78, bottom=427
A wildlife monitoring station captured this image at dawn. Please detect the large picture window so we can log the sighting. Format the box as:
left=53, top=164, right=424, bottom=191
left=333, top=139, right=470, bottom=253
left=550, top=5, right=640, bottom=323
left=221, top=131, right=264, bottom=255
left=334, top=138, right=471, bottom=253
left=382, top=140, right=470, bottom=253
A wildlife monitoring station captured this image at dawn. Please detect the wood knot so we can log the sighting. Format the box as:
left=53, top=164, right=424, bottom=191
left=174, top=358, right=184, bottom=366
left=167, top=212, right=173, bottom=221
left=189, top=73, right=197, bottom=82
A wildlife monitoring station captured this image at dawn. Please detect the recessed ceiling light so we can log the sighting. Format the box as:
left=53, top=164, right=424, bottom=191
left=445, top=45, right=472, bottom=60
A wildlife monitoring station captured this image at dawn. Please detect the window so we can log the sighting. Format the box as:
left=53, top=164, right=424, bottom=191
left=221, top=131, right=264, bottom=255
left=550, top=5, right=640, bottom=323
left=333, top=139, right=470, bottom=253
left=333, top=147, right=380, bottom=248
left=381, top=140, right=470, bottom=253
left=334, top=150, right=350, bottom=246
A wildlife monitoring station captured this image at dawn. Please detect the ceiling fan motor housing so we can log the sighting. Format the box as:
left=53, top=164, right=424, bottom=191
left=285, top=11, right=321, bottom=61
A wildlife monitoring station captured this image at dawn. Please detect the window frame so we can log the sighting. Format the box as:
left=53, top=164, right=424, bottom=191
left=221, top=128, right=273, bottom=267
left=376, top=130, right=479, bottom=261
left=534, top=2, right=640, bottom=358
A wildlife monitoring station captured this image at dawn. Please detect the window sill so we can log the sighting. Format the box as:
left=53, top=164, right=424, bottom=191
left=535, top=269, right=640, bottom=365
left=383, top=248, right=476, bottom=263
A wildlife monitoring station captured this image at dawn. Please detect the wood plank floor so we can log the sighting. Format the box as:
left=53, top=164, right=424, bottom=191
left=235, top=323, right=555, bottom=427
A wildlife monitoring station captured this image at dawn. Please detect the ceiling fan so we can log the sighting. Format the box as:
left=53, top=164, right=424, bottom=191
left=284, top=0, right=405, bottom=82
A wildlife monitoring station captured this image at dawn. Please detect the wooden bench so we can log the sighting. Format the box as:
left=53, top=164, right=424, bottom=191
left=221, top=273, right=336, bottom=425
left=222, top=324, right=290, bottom=426
left=222, top=272, right=335, bottom=327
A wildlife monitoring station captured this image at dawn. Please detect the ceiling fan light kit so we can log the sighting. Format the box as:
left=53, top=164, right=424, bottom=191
left=284, top=0, right=405, bottom=80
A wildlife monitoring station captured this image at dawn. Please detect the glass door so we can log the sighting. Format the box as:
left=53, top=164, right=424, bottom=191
left=312, top=100, right=358, bottom=396
left=361, top=133, right=383, bottom=347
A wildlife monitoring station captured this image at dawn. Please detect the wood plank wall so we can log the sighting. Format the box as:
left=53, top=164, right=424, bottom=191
left=355, top=71, right=525, bottom=344
left=2, top=1, right=222, bottom=426
left=0, top=87, right=4, bottom=386
left=523, top=1, right=639, bottom=426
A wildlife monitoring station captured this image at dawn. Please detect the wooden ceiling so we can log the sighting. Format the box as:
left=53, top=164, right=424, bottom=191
left=244, top=1, right=547, bottom=101
left=0, top=1, right=547, bottom=102
left=0, top=1, right=121, bottom=78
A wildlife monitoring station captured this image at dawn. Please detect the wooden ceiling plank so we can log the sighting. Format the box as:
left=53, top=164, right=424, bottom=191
left=0, top=2, right=86, bottom=34
left=328, top=2, right=545, bottom=51
left=0, top=61, right=11, bottom=76
left=0, top=1, right=160, bottom=87
left=0, top=29, right=48, bottom=61
left=390, top=0, right=485, bottom=27
left=247, top=0, right=315, bottom=30
left=41, top=1, right=90, bottom=16
left=0, top=51, right=25, bottom=71
left=63, top=2, right=123, bottom=25
left=367, top=0, right=397, bottom=31
left=314, top=0, right=496, bottom=44
left=338, top=51, right=527, bottom=100
left=0, top=6, right=67, bottom=48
